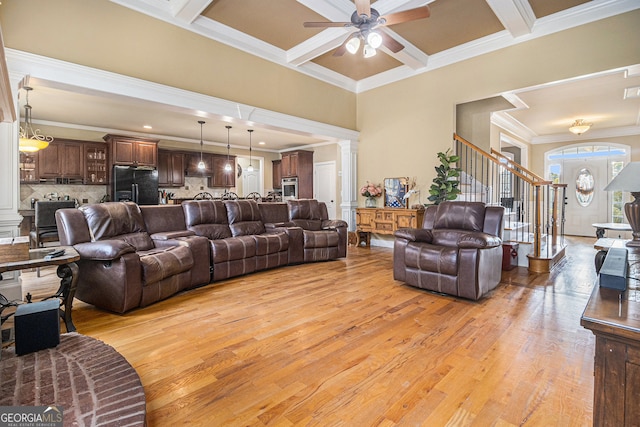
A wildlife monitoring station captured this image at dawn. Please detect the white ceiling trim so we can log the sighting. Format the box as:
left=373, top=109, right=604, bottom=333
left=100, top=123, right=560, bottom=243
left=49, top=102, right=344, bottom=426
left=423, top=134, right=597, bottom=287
left=287, top=28, right=353, bottom=67
left=111, top=0, right=640, bottom=94
left=379, top=28, right=430, bottom=69
left=6, top=49, right=359, bottom=144
left=172, top=0, right=211, bottom=23
left=492, top=112, right=537, bottom=142
left=486, top=0, right=535, bottom=38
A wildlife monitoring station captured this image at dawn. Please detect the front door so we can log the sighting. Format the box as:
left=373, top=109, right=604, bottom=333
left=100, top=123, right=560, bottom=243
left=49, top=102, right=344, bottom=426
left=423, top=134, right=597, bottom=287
left=563, top=158, right=608, bottom=236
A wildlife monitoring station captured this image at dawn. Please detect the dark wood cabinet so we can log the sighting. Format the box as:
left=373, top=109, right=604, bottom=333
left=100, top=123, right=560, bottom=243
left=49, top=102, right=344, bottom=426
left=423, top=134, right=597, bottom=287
left=184, top=152, right=235, bottom=188
left=84, top=142, right=108, bottom=184
left=272, top=160, right=282, bottom=189
left=281, top=150, right=313, bottom=198
left=105, top=134, right=158, bottom=167
left=38, top=140, right=84, bottom=183
left=19, top=152, right=38, bottom=183
left=158, top=150, right=185, bottom=187
left=581, top=248, right=640, bottom=427
left=210, top=154, right=235, bottom=188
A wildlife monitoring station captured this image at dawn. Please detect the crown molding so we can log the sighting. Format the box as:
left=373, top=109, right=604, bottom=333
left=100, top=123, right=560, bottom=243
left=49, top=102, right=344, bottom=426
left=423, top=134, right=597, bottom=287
left=531, top=125, right=640, bottom=144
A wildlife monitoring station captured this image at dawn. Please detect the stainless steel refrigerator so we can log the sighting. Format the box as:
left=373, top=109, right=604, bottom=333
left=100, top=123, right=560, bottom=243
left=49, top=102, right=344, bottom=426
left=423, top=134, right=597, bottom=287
left=112, top=165, right=159, bottom=205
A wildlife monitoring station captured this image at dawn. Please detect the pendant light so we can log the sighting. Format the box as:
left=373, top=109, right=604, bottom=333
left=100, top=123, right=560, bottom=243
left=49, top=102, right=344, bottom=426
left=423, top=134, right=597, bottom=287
left=246, top=129, right=254, bottom=172
left=224, top=125, right=233, bottom=172
left=197, top=120, right=206, bottom=170
left=19, top=86, right=53, bottom=152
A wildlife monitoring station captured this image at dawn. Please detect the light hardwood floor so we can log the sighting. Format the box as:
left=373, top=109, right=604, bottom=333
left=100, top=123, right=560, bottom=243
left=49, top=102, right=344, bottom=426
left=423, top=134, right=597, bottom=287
left=19, top=237, right=598, bottom=426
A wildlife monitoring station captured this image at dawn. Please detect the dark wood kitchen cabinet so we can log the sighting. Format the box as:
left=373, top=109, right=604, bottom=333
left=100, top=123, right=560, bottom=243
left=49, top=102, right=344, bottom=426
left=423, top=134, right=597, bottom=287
left=210, top=154, right=235, bottom=188
left=38, top=140, right=84, bottom=184
left=19, top=152, right=38, bottom=183
left=185, top=152, right=212, bottom=176
left=280, top=150, right=313, bottom=198
left=272, top=160, right=282, bottom=189
left=158, top=150, right=185, bottom=187
left=85, top=142, right=108, bottom=184
left=105, top=134, right=158, bottom=167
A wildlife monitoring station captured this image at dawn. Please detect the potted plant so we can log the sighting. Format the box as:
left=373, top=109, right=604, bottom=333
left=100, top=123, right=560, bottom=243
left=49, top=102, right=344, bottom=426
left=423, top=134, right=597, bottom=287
left=427, top=149, right=461, bottom=205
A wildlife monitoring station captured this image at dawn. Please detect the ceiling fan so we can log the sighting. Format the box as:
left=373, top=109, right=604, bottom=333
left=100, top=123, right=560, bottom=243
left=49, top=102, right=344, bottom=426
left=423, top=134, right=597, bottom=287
left=303, top=0, right=431, bottom=58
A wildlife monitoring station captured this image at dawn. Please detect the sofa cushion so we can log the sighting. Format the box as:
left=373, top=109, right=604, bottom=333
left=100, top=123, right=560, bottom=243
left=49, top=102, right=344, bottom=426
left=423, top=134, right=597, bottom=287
left=138, top=245, right=194, bottom=285
left=302, top=230, right=339, bottom=249
left=79, top=202, right=154, bottom=251
left=253, top=232, right=289, bottom=255
left=288, top=199, right=324, bottom=221
left=210, top=236, right=257, bottom=263
left=404, top=242, right=458, bottom=276
left=183, top=200, right=232, bottom=240
left=225, top=200, right=266, bottom=236
left=433, top=201, right=486, bottom=232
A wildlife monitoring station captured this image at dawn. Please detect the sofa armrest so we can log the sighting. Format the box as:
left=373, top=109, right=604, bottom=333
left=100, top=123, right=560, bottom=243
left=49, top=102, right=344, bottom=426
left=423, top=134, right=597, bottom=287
left=321, top=219, right=348, bottom=230
left=150, top=230, right=196, bottom=240
left=73, top=240, right=136, bottom=261
left=457, top=232, right=502, bottom=249
left=394, top=228, right=433, bottom=243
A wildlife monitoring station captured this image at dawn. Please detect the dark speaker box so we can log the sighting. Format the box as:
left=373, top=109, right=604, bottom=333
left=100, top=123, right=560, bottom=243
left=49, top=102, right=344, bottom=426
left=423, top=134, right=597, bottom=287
left=15, top=299, right=60, bottom=356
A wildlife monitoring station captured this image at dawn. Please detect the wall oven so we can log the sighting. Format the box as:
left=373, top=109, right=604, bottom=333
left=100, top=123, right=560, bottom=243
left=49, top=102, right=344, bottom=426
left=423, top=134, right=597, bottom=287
left=282, top=177, right=298, bottom=200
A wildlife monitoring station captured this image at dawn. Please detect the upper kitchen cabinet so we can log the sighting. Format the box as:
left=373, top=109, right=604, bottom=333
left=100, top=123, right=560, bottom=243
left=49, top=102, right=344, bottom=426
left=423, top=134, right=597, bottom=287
left=210, top=154, right=236, bottom=188
left=272, top=160, right=282, bottom=189
left=104, top=134, right=158, bottom=167
left=38, top=139, right=84, bottom=184
left=19, top=152, right=38, bottom=183
left=280, top=150, right=313, bottom=178
left=281, top=150, right=313, bottom=198
left=85, top=142, right=109, bottom=184
left=158, top=150, right=185, bottom=187
left=184, top=152, right=212, bottom=176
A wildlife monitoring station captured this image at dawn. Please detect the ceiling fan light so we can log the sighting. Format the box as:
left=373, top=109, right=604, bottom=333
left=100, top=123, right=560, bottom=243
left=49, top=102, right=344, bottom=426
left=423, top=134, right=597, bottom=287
left=367, top=31, right=382, bottom=49
left=363, top=44, right=377, bottom=58
left=569, top=119, right=592, bottom=135
left=346, top=36, right=361, bottom=54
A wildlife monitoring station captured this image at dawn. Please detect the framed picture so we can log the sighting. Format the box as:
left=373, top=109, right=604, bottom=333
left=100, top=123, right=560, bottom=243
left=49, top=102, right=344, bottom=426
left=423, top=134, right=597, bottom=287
left=384, top=177, right=409, bottom=208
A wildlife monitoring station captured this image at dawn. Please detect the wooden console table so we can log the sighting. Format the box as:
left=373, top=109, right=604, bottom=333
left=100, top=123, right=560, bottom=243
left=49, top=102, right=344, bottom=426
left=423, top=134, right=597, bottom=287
left=581, top=247, right=640, bottom=426
left=355, top=207, right=424, bottom=246
left=0, top=247, right=80, bottom=333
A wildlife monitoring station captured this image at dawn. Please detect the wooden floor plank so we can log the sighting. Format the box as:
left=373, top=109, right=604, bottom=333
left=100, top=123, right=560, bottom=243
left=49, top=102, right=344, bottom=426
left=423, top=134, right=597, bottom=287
left=15, top=236, right=599, bottom=426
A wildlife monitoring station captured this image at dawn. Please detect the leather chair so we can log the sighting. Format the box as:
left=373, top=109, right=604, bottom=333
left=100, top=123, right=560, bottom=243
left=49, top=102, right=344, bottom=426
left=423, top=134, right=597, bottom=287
left=393, top=201, right=504, bottom=300
left=287, top=199, right=348, bottom=262
left=29, top=200, right=76, bottom=248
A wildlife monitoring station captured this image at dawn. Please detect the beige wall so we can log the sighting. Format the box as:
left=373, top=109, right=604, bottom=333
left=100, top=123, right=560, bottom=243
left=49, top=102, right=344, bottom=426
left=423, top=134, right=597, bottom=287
left=0, top=0, right=356, bottom=130
left=357, top=10, right=640, bottom=202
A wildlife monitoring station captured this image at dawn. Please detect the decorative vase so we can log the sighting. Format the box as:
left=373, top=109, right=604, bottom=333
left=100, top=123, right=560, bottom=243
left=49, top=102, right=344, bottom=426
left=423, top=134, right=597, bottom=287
left=365, top=197, right=377, bottom=208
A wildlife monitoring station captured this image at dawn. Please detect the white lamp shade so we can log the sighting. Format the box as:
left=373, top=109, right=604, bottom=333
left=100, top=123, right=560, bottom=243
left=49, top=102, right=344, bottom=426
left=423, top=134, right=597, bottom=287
left=346, top=36, right=361, bottom=54
left=367, top=31, right=382, bottom=49
left=603, top=162, right=640, bottom=192
left=363, top=44, right=377, bottom=58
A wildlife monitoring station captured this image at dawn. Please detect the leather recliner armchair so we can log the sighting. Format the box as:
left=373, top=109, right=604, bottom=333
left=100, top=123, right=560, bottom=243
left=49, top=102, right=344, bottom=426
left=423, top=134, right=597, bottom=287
left=393, top=201, right=504, bottom=300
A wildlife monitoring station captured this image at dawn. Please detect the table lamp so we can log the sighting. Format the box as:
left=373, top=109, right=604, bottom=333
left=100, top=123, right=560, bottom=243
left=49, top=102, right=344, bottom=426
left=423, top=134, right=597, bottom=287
left=603, top=162, right=640, bottom=247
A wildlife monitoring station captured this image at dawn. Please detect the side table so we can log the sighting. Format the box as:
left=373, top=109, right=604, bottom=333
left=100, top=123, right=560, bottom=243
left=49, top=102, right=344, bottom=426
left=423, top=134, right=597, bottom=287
left=581, top=247, right=640, bottom=426
left=0, top=247, right=80, bottom=333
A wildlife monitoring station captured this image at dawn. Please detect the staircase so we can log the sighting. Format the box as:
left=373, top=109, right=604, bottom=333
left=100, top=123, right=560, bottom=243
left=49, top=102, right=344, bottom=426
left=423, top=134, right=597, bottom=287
left=454, top=134, right=567, bottom=272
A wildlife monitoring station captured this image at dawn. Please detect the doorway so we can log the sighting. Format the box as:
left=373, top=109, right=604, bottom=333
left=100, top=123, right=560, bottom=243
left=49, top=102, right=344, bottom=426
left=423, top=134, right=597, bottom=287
left=314, top=161, right=336, bottom=217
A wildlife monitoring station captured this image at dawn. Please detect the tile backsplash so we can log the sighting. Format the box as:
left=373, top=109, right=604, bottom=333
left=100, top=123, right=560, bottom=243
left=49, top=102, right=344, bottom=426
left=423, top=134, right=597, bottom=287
left=20, top=184, right=108, bottom=209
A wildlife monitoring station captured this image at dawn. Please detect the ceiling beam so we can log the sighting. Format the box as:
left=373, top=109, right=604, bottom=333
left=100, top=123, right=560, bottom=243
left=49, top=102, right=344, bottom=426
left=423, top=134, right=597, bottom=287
left=287, top=28, right=354, bottom=67
left=485, top=0, right=535, bottom=38
left=172, top=0, right=213, bottom=23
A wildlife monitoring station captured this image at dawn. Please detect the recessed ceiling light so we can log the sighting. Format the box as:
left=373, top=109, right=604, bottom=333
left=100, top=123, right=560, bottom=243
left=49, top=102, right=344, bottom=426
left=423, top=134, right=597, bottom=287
left=143, top=125, right=152, bottom=129
left=258, top=141, right=266, bottom=145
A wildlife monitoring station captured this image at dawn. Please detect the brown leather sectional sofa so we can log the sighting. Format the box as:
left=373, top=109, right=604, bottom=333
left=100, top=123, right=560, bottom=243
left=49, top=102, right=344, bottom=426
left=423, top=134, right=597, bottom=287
left=55, top=199, right=347, bottom=313
left=393, top=201, right=504, bottom=300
